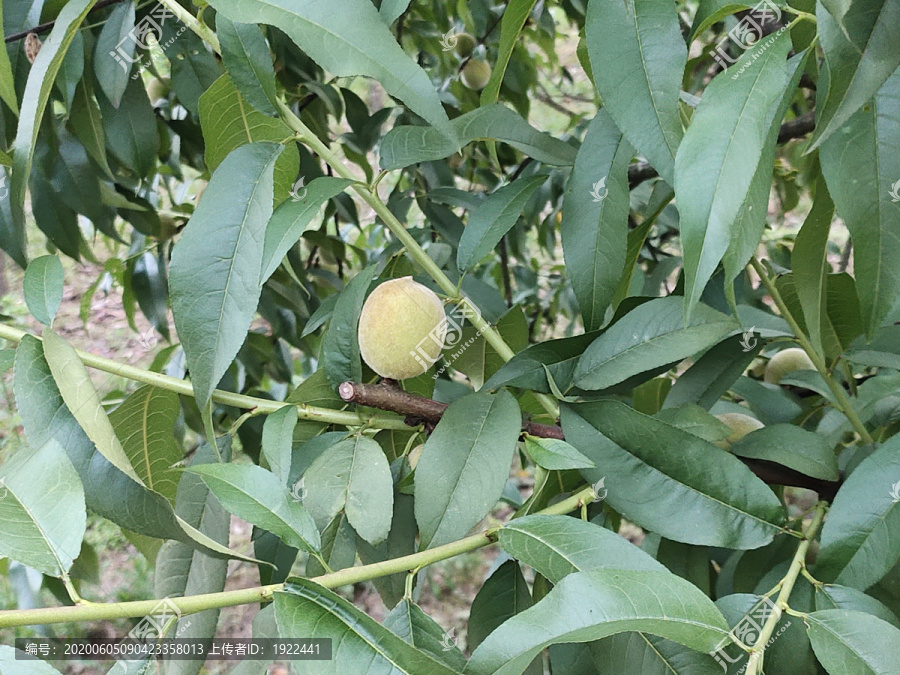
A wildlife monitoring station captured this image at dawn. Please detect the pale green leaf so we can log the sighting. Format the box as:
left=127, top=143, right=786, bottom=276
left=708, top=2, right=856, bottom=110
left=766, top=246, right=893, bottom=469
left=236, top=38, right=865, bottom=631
left=23, top=255, right=64, bottom=326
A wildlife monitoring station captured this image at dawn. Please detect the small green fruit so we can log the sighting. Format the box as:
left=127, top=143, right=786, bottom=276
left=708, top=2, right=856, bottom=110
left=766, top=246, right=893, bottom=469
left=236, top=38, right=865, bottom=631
left=454, top=32, right=476, bottom=58
left=715, top=413, right=764, bottom=449
left=764, top=347, right=816, bottom=384
left=462, top=60, right=492, bottom=90
left=146, top=78, right=168, bottom=104
left=358, top=277, right=446, bottom=380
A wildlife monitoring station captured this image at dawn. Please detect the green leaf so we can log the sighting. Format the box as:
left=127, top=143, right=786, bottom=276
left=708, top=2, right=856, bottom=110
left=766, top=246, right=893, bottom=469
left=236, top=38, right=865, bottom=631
left=415, top=391, right=521, bottom=549
left=23, top=254, right=63, bottom=326
left=589, top=632, right=723, bottom=675
left=807, top=609, right=900, bottom=674
left=379, top=103, right=576, bottom=170
left=206, top=0, right=454, bottom=142
left=458, top=175, right=546, bottom=272
left=8, top=0, right=97, bottom=267
left=169, top=141, right=283, bottom=407
left=689, top=0, right=752, bottom=41
left=792, top=177, right=836, bottom=355
left=303, top=435, right=393, bottom=545
left=356, top=492, right=417, bottom=608
left=385, top=599, right=468, bottom=671
left=97, top=74, right=160, bottom=178
left=216, top=14, right=278, bottom=116
left=820, top=65, right=900, bottom=335
left=730, top=424, right=840, bottom=481
left=560, top=110, right=634, bottom=330
left=573, top=296, right=739, bottom=391
left=275, top=579, right=460, bottom=674
left=68, top=77, right=113, bottom=178
left=807, top=0, right=900, bottom=151
left=109, top=385, right=183, bottom=505
left=816, top=434, right=900, bottom=589
left=42, top=328, right=143, bottom=484
left=466, top=568, right=730, bottom=675
left=189, top=463, right=320, bottom=554
left=468, top=560, right=535, bottom=652
left=155, top=441, right=230, bottom=675
left=0, top=1, right=19, bottom=114
left=562, top=401, right=785, bottom=549
left=500, top=514, right=666, bottom=584
left=260, top=177, right=353, bottom=283
left=663, top=335, right=760, bottom=411
left=54, top=29, right=83, bottom=110
left=815, top=584, right=900, bottom=628
left=522, top=436, right=595, bottom=470
left=261, top=405, right=297, bottom=485
left=674, top=30, right=793, bottom=318
left=483, top=331, right=599, bottom=394
left=480, top=0, right=538, bottom=108
left=379, top=0, right=411, bottom=24
left=0, top=439, right=85, bottom=577
left=93, top=0, right=135, bottom=108
left=0, top=645, right=65, bottom=674
left=199, top=74, right=299, bottom=204
left=585, top=0, right=685, bottom=184
left=322, top=266, right=377, bottom=390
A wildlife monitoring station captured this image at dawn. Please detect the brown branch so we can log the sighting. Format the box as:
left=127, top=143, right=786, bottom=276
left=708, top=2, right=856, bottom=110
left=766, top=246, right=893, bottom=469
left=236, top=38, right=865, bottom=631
left=338, top=381, right=564, bottom=439
left=628, top=110, right=818, bottom=188
left=5, top=0, right=125, bottom=43
left=339, top=380, right=841, bottom=498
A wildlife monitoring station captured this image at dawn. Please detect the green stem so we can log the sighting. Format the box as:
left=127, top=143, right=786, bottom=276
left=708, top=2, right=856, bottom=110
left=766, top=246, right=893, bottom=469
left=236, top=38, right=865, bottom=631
left=750, top=258, right=874, bottom=445
left=0, top=323, right=410, bottom=431
left=745, top=502, right=827, bottom=675
left=162, top=0, right=559, bottom=420
left=0, top=486, right=596, bottom=628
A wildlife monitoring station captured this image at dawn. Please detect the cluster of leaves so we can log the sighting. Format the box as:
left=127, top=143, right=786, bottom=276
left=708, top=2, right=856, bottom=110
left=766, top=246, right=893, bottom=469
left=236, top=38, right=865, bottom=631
left=2, top=0, right=900, bottom=673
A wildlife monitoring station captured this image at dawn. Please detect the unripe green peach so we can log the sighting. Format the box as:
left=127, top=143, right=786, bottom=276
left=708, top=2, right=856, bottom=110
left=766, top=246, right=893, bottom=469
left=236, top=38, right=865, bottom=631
left=358, top=277, right=446, bottom=380
left=454, top=32, right=476, bottom=58
left=764, top=347, right=816, bottom=384
left=462, top=59, right=492, bottom=90
left=146, top=77, right=169, bottom=104
left=714, top=412, right=764, bottom=449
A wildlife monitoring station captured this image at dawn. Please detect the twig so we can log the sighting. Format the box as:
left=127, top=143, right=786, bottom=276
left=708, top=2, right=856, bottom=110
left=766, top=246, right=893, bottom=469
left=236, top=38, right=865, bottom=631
left=5, top=0, right=124, bottom=43
left=339, top=380, right=844, bottom=496
left=339, top=381, right=565, bottom=439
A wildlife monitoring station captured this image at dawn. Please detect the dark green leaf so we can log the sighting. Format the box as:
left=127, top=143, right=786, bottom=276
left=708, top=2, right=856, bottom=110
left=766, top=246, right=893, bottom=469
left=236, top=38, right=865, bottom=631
left=385, top=599, right=467, bottom=671
left=217, top=14, right=278, bottom=116
left=23, top=254, right=63, bottom=326
left=730, top=424, right=840, bottom=481
left=93, top=0, right=135, bottom=107
left=820, top=65, right=900, bottom=335
left=97, top=74, right=160, bottom=178
left=380, top=104, right=576, bottom=170
left=816, top=433, right=900, bottom=589
left=467, top=568, right=730, bottom=675
left=261, top=405, right=297, bottom=485
left=275, top=579, right=460, bottom=674
left=807, top=609, right=900, bottom=674
left=523, top=436, right=595, bottom=470
left=458, top=175, right=546, bottom=272
left=169, top=141, right=283, bottom=407
left=674, top=30, right=793, bottom=317
left=322, top=265, right=377, bottom=390
left=585, top=0, right=685, bottom=183
left=573, top=297, right=738, bottom=391
left=562, top=401, right=785, bottom=549
left=415, top=391, right=521, bottom=548
left=561, top=110, right=634, bottom=330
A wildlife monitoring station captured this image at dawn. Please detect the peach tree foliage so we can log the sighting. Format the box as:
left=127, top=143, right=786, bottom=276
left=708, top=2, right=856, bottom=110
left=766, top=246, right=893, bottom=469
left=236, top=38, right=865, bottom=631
left=1, top=0, right=900, bottom=672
